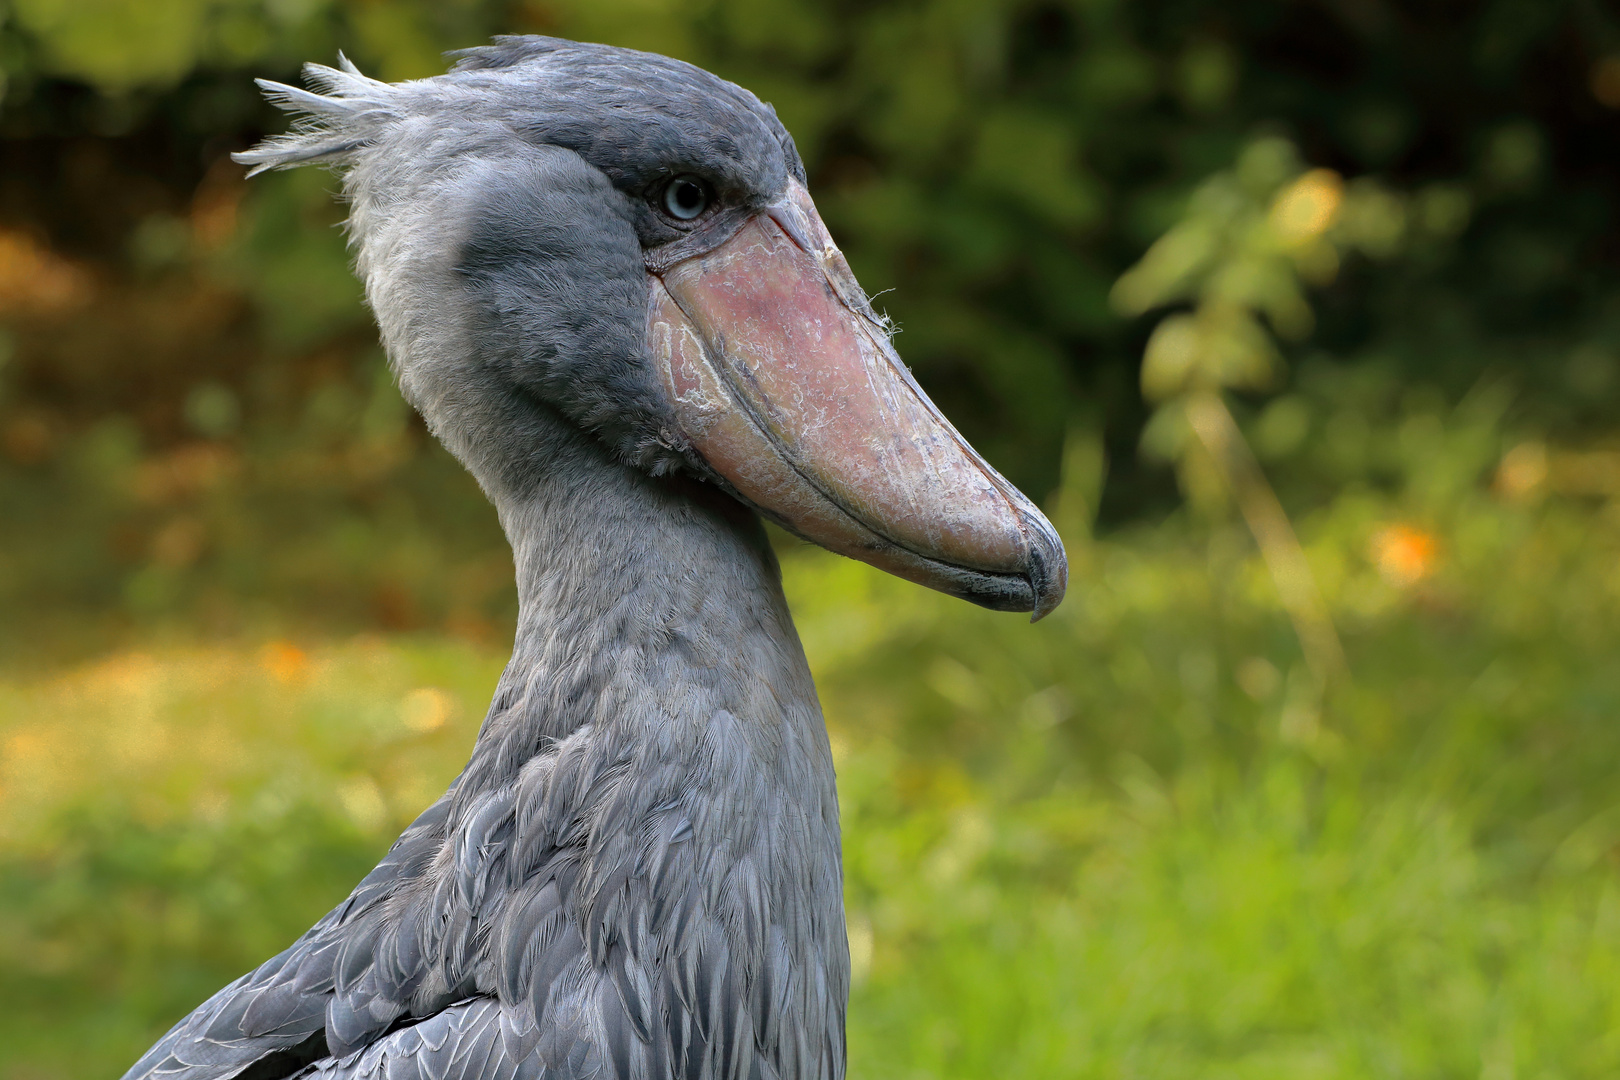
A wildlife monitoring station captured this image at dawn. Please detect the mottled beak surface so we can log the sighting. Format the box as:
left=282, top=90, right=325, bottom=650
left=648, top=180, right=1067, bottom=619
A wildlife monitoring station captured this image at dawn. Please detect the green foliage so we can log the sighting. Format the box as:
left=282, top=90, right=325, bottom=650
left=4, top=2, right=1620, bottom=639
left=1119, top=137, right=1438, bottom=448
left=0, top=640, right=505, bottom=1077
left=4, top=4, right=1620, bottom=1077
left=6, top=389, right=1620, bottom=1075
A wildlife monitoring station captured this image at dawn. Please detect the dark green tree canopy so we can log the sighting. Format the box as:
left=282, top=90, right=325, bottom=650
left=2, top=0, right=1618, bottom=637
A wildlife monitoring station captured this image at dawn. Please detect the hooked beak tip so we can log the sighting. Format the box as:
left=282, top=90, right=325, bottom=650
left=1024, top=516, right=1068, bottom=623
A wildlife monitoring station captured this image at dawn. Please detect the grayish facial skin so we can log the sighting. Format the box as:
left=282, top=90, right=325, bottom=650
left=120, top=37, right=1065, bottom=1080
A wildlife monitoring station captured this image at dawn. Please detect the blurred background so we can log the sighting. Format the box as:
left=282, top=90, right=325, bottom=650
left=4, top=0, right=1620, bottom=1076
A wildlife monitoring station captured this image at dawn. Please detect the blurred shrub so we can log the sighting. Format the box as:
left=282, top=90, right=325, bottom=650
left=4, top=0, right=1620, bottom=645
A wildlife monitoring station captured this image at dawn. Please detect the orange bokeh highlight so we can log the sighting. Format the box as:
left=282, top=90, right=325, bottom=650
left=0, top=230, right=91, bottom=313
left=1371, top=524, right=1438, bottom=587
left=259, top=642, right=311, bottom=684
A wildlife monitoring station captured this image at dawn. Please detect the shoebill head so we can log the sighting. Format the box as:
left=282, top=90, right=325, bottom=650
left=236, top=36, right=1066, bottom=619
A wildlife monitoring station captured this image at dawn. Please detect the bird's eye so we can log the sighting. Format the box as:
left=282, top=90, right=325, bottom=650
left=661, top=175, right=710, bottom=221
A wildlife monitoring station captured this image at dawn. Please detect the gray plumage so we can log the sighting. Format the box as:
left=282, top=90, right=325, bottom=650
left=127, top=38, right=844, bottom=1080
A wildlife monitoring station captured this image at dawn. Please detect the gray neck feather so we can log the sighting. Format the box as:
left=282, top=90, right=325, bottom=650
left=454, top=401, right=837, bottom=845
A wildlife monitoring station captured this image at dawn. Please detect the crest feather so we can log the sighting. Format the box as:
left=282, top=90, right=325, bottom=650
left=232, top=55, right=399, bottom=176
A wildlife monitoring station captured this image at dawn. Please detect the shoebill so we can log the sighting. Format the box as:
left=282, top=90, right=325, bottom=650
left=122, top=35, right=1066, bottom=1080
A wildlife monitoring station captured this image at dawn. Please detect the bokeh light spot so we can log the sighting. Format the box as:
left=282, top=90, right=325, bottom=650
left=1371, top=524, right=1438, bottom=587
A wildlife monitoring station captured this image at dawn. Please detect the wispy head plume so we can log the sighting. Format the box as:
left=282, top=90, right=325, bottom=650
left=231, top=54, right=399, bottom=176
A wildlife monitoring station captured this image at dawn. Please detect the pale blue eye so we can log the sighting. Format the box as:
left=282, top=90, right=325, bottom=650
left=662, top=175, right=709, bottom=220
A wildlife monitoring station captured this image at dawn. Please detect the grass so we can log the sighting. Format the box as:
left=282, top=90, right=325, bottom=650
left=5, top=398, right=1620, bottom=1078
